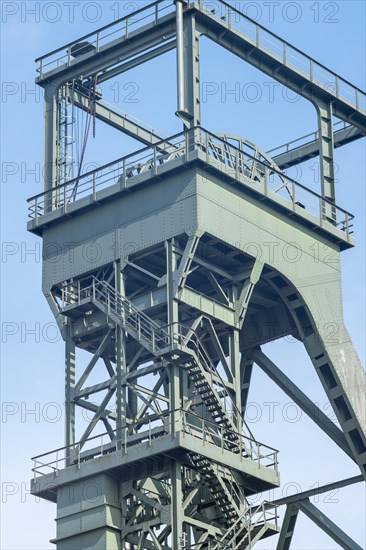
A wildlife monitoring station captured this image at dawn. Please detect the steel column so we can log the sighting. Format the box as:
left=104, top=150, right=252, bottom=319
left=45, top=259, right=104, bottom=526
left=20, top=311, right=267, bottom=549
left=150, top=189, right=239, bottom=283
left=116, top=264, right=126, bottom=448
left=43, top=85, right=58, bottom=209
left=167, top=239, right=181, bottom=434
left=176, top=0, right=185, bottom=115
left=29, top=2, right=365, bottom=548
left=65, top=321, right=75, bottom=466
left=316, top=100, right=336, bottom=210
left=171, top=460, right=184, bottom=549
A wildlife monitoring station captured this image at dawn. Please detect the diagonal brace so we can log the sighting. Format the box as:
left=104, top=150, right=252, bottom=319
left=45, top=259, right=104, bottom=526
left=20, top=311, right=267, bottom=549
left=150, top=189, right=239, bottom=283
left=74, top=330, right=113, bottom=392
left=78, top=388, right=115, bottom=449
left=252, top=348, right=353, bottom=460
left=296, top=499, right=363, bottom=550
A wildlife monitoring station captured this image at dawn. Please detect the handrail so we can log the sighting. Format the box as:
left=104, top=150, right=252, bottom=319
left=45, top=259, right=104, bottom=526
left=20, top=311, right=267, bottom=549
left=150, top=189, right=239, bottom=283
left=26, top=126, right=349, bottom=209
left=35, top=0, right=175, bottom=79
left=62, top=276, right=262, bottom=447
left=213, top=500, right=278, bottom=549
left=31, top=409, right=172, bottom=463
left=194, top=0, right=366, bottom=113
left=266, top=121, right=351, bottom=156
left=35, top=0, right=366, bottom=114
left=178, top=323, right=254, bottom=439
left=27, top=127, right=186, bottom=202
left=31, top=408, right=278, bottom=478
left=35, top=0, right=166, bottom=62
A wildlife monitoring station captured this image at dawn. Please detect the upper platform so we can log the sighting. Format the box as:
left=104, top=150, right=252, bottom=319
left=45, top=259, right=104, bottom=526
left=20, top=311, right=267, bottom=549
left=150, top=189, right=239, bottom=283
left=27, top=127, right=355, bottom=249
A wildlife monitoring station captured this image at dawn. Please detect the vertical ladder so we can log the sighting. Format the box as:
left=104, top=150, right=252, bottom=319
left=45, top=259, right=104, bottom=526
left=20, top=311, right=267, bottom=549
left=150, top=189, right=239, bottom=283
left=58, top=84, right=75, bottom=187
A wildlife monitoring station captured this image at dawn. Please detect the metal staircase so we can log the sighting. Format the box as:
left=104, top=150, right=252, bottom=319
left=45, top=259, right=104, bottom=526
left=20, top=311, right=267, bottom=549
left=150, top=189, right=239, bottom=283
left=183, top=358, right=243, bottom=452
left=61, top=276, right=277, bottom=535
left=62, top=276, right=171, bottom=354
left=188, top=453, right=244, bottom=525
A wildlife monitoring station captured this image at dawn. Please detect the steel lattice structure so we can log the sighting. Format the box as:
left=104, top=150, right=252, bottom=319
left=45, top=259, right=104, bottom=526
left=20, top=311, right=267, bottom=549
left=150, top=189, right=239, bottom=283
left=28, top=1, right=365, bottom=548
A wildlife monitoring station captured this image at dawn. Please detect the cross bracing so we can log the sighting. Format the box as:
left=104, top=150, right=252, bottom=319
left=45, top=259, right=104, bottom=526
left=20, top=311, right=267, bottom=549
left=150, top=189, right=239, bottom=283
left=28, top=0, right=365, bottom=548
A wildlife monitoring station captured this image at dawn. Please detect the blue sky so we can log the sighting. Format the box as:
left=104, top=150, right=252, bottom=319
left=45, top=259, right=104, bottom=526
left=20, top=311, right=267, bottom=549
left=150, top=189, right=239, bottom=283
left=1, top=1, right=365, bottom=548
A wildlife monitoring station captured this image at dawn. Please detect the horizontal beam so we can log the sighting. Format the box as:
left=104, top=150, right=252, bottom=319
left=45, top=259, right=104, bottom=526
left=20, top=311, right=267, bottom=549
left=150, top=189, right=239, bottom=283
left=127, top=535, right=170, bottom=550
left=38, top=14, right=176, bottom=86
left=183, top=514, right=222, bottom=538
left=194, top=5, right=366, bottom=130
left=179, top=286, right=236, bottom=326
left=96, top=39, right=176, bottom=84
left=271, top=474, right=363, bottom=507
left=271, top=125, right=365, bottom=169
left=73, top=377, right=115, bottom=400
left=76, top=398, right=116, bottom=420
left=174, top=244, right=235, bottom=281
left=124, top=363, right=165, bottom=383
left=71, top=91, right=167, bottom=148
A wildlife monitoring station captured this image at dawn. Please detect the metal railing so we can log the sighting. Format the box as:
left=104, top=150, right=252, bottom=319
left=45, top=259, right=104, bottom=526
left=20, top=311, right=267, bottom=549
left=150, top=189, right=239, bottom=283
left=32, top=408, right=278, bottom=479
left=181, top=411, right=278, bottom=472
left=28, top=127, right=354, bottom=238
left=27, top=129, right=185, bottom=221
left=175, top=322, right=241, bottom=427
left=32, top=412, right=171, bottom=479
left=211, top=501, right=279, bottom=549
left=194, top=0, right=366, bottom=113
left=266, top=121, right=354, bottom=158
left=62, top=276, right=171, bottom=352
left=36, top=0, right=175, bottom=79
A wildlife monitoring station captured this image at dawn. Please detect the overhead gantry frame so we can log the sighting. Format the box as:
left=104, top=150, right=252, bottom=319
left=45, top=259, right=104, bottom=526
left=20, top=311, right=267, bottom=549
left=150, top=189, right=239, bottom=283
left=29, top=1, right=366, bottom=548
left=36, top=0, right=366, bottom=197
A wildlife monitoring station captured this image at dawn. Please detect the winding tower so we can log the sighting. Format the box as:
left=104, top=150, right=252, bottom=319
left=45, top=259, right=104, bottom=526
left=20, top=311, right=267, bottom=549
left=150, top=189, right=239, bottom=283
left=29, top=1, right=366, bottom=548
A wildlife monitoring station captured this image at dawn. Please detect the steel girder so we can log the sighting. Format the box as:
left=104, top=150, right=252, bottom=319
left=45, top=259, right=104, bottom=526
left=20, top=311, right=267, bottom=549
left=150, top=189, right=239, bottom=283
left=43, top=227, right=365, bottom=548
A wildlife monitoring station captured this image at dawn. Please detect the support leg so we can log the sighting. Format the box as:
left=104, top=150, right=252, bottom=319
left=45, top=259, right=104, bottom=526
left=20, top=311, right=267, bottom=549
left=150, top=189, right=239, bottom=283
left=171, top=460, right=183, bottom=549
